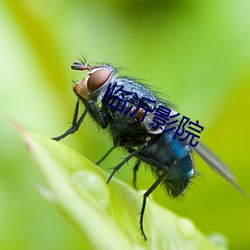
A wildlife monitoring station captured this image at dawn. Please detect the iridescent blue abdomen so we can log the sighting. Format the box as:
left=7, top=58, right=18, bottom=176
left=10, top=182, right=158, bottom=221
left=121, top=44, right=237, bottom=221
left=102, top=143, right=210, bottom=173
left=136, top=132, right=194, bottom=197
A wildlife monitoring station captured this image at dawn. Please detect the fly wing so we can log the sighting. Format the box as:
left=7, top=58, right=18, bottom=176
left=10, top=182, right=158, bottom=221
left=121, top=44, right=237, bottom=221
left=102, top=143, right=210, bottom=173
left=192, top=141, right=248, bottom=198
left=193, top=141, right=236, bottom=181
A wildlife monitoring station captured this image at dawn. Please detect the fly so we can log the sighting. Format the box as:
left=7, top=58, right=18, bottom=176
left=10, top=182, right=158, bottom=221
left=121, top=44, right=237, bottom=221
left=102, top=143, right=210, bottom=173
left=52, top=60, right=247, bottom=240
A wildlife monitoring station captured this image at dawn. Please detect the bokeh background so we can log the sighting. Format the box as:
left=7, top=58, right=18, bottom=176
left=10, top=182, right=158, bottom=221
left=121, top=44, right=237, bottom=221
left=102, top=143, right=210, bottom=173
left=1, top=0, right=250, bottom=249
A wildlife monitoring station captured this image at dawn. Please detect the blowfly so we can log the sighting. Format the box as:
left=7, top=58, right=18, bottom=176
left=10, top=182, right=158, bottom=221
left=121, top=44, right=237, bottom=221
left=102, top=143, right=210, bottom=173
left=52, top=60, right=246, bottom=240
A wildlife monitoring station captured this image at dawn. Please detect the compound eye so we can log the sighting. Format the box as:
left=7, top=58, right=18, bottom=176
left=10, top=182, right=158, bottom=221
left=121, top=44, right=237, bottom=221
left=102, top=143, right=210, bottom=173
left=87, top=68, right=111, bottom=92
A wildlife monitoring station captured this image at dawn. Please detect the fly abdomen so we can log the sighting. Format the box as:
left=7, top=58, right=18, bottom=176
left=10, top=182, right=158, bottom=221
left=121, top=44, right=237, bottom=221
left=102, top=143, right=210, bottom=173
left=164, top=153, right=193, bottom=197
left=159, top=133, right=194, bottom=197
left=135, top=132, right=194, bottom=197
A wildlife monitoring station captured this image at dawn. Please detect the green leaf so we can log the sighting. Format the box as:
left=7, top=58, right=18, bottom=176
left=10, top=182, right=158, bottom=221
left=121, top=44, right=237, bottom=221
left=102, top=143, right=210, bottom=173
left=19, top=128, right=227, bottom=250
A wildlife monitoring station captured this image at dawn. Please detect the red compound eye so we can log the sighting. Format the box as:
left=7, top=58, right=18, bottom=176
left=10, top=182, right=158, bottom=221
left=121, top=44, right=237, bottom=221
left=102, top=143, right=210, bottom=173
left=87, top=68, right=111, bottom=92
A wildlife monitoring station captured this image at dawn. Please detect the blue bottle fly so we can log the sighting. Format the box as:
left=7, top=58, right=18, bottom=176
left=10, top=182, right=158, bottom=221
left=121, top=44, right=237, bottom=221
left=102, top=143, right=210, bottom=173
left=52, top=60, right=246, bottom=240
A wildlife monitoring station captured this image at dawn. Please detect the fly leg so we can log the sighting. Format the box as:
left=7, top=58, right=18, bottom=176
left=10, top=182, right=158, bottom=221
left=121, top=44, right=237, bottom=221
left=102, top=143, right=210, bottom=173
left=52, top=99, right=88, bottom=141
left=133, top=160, right=141, bottom=189
left=96, top=145, right=116, bottom=165
left=101, top=148, right=141, bottom=188
left=140, top=172, right=167, bottom=240
left=107, top=143, right=146, bottom=184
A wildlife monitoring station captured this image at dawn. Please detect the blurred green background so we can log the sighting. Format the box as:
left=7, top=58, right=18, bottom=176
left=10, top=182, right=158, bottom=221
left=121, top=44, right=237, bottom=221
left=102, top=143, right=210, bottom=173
left=0, top=0, right=250, bottom=249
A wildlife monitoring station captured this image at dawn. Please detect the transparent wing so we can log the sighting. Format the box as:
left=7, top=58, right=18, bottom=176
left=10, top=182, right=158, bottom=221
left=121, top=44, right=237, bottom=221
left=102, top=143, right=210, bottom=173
left=192, top=141, right=248, bottom=198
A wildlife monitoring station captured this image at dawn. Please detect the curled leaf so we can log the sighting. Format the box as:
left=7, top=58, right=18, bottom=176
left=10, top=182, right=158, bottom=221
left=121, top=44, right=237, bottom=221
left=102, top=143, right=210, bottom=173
left=19, top=127, right=226, bottom=250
